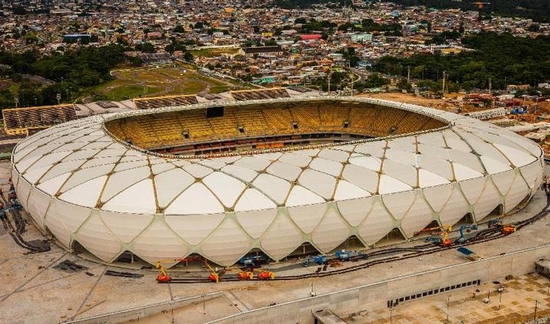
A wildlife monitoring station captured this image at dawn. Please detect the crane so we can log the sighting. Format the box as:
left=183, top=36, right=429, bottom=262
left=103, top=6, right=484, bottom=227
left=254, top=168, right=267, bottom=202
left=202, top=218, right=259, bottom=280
left=425, top=225, right=452, bottom=247
left=204, top=259, right=219, bottom=283
left=155, top=258, right=187, bottom=283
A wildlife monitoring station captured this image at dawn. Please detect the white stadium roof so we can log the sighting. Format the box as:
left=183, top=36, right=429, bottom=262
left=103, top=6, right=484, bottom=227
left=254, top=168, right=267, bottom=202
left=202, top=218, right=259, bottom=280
left=11, top=97, right=544, bottom=266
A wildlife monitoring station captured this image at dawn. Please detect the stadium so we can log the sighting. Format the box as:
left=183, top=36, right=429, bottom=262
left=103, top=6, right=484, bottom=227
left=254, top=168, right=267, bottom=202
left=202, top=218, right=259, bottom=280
left=10, top=93, right=544, bottom=268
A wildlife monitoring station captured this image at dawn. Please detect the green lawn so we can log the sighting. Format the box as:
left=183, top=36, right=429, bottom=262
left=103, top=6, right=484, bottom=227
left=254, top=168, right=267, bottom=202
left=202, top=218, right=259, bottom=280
left=83, top=65, right=250, bottom=101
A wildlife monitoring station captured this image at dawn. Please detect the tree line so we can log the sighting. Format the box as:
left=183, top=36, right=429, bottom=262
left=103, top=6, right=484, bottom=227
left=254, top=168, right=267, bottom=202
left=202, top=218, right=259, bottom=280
left=374, top=32, right=550, bottom=93
left=0, top=44, right=130, bottom=108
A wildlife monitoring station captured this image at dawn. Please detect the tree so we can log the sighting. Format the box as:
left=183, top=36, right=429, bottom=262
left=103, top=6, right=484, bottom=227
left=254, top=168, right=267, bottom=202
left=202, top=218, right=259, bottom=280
left=183, top=52, right=194, bottom=62
left=12, top=6, right=26, bottom=15
left=174, top=25, right=185, bottom=33
left=136, top=42, right=156, bottom=53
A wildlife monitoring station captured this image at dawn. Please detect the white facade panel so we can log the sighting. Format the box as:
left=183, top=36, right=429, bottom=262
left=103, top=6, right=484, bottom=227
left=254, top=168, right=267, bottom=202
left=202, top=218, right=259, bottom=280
left=494, top=143, right=537, bottom=167
left=253, top=173, right=291, bottom=205
left=266, top=161, right=302, bottom=182
left=382, top=191, right=416, bottom=220
left=233, top=156, right=272, bottom=171
left=449, top=150, right=484, bottom=174
left=311, top=208, right=350, bottom=252
left=480, top=155, right=512, bottom=174
left=318, top=148, right=349, bottom=162
left=520, top=161, right=544, bottom=189
left=37, top=173, right=71, bottom=195
left=387, top=137, right=416, bottom=152
left=342, top=164, right=379, bottom=193
left=261, top=213, right=304, bottom=260
left=357, top=200, right=395, bottom=245
left=438, top=186, right=469, bottom=225
left=423, top=183, right=453, bottom=212
left=100, top=210, right=154, bottom=243
left=378, top=174, right=412, bottom=195
left=103, top=179, right=157, bottom=214
left=44, top=204, right=71, bottom=248
left=417, top=132, right=446, bottom=147
left=220, top=165, right=258, bottom=182
left=384, top=150, right=417, bottom=167
left=165, top=183, right=224, bottom=215
left=61, top=164, right=113, bottom=193
left=154, top=168, right=195, bottom=209
left=492, top=170, right=516, bottom=196
left=354, top=141, right=386, bottom=158
left=504, top=175, right=529, bottom=213
left=131, top=219, right=188, bottom=263
left=400, top=197, right=433, bottom=238
left=59, top=176, right=106, bottom=208
left=453, top=163, right=483, bottom=181
left=472, top=181, right=501, bottom=221
left=235, top=208, right=278, bottom=238
left=75, top=213, right=122, bottom=262
left=100, top=166, right=151, bottom=203
left=443, top=130, right=472, bottom=153
left=165, top=213, right=225, bottom=245
left=203, top=172, right=246, bottom=209
left=286, top=185, right=324, bottom=207
left=234, top=188, right=276, bottom=212
left=26, top=187, right=52, bottom=230
left=418, top=169, right=450, bottom=187
left=55, top=200, right=92, bottom=233
left=288, top=203, right=326, bottom=234
left=298, top=169, right=337, bottom=200
left=278, top=153, right=312, bottom=167
left=201, top=218, right=251, bottom=266
left=181, top=164, right=213, bottom=178
left=337, top=197, right=372, bottom=227
left=151, top=162, right=175, bottom=175
left=459, top=177, right=487, bottom=205
left=334, top=180, right=371, bottom=201
left=348, top=156, right=381, bottom=172
left=309, top=158, right=343, bottom=177
left=418, top=155, right=454, bottom=181
left=382, top=160, right=417, bottom=187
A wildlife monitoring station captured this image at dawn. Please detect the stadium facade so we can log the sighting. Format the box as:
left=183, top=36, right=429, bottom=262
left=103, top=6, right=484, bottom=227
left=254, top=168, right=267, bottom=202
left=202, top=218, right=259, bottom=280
left=11, top=97, right=543, bottom=267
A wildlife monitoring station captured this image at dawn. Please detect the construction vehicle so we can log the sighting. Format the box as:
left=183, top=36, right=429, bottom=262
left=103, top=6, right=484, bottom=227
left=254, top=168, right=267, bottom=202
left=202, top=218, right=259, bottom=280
left=488, top=219, right=502, bottom=228
left=455, top=224, right=478, bottom=244
left=303, top=255, right=328, bottom=267
left=204, top=259, right=219, bottom=283
left=256, top=270, right=275, bottom=280
left=155, top=258, right=187, bottom=283
left=488, top=219, right=516, bottom=235
left=414, top=225, right=443, bottom=236
left=425, top=225, right=452, bottom=247
left=501, top=224, right=516, bottom=235
left=237, top=271, right=254, bottom=280
left=239, top=254, right=267, bottom=267
left=334, top=250, right=367, bottom=261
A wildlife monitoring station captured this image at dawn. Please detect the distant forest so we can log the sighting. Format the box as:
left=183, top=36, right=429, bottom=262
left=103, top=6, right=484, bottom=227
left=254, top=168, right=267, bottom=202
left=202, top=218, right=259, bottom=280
left=272, top=0, right=550, bottom=22
left=373, top=32, right=550, bottom=92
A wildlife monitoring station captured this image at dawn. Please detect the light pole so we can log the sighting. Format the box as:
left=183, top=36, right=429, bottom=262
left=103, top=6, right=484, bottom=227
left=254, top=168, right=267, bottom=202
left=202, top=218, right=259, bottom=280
left=327, top=69, right=333, bottom=95
left=534, top=299, right=538, bottom=320
left=446, top=295, right=451, bottom=323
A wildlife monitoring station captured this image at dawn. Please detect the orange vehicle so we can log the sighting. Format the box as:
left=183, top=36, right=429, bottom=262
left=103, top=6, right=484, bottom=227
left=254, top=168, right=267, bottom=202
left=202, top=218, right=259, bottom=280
left=501, top=225, right=516, bottom=235
left=257, top=271, right=275, bottom=280
left=238, top=271, right=254, bottom=280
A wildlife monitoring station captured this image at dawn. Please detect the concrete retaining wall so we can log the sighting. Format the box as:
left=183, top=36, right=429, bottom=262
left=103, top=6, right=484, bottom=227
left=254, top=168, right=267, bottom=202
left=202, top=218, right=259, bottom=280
left=66, top=292, right=224, bottom=324
left=209, top=244, right=550, bottom=324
